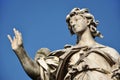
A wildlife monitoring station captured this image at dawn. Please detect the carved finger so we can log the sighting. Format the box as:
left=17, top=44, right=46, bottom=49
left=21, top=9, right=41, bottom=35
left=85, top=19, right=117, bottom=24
left=16, top=30, right=19, bottom=40
left=13, top=28, right=17, bottom=38
left=19, top=32, right=22, bottom=41
left=7, top=35, right=13, bottom=43
left=13, top=28, right=19, bottom=39
left=16, top=30, right=22, bottom=42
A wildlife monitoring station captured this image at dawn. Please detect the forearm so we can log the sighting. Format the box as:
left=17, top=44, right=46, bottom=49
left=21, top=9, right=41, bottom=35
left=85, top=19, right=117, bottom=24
left=13, top=46, right=40, bottom=79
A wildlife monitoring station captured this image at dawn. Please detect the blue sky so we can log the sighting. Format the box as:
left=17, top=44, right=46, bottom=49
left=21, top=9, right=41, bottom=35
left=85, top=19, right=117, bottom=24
left=0, top=0, right=120, bottom=80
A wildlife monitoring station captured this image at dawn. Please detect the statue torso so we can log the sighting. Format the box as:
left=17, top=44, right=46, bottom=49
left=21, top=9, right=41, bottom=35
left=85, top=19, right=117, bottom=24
left=36, top=44, right=119, bottom=80
left=52, top=44, right=119, bottom=80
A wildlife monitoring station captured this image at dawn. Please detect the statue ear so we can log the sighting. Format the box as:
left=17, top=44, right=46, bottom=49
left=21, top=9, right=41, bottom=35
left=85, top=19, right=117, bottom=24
left=86, top=19, right=92, bottom=26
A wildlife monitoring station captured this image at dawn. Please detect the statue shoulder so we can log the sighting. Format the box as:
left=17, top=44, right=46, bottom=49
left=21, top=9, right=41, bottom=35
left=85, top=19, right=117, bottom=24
left=100, top=46, right=119, bottom=60
left=50, top=44, right=73, bottom=57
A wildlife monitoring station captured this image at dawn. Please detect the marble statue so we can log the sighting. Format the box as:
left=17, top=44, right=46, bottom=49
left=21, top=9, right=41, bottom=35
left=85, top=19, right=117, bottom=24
left=8, top=8, right=120, bottom=80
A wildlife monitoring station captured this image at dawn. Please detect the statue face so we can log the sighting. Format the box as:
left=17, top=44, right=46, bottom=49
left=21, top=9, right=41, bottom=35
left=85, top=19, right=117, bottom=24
left=69, top=15, right=88, bottom=34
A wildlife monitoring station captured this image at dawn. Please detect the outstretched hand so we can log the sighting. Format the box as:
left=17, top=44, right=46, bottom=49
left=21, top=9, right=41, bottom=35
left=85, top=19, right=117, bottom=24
left=7, top=28, right=23, bottom=50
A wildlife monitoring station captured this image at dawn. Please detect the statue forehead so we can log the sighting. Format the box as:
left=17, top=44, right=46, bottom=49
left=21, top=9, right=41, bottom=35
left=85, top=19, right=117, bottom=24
left=69, top=15, right=85, bottom=23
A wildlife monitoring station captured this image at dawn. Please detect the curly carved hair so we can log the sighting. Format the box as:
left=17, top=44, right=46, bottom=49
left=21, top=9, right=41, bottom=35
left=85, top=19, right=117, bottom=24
left=66, top=8, right=103, bottom=38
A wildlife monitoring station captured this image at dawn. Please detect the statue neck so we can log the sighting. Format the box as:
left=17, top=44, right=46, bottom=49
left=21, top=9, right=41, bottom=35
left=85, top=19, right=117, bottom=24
left=76, top=28, right=97, bottom=47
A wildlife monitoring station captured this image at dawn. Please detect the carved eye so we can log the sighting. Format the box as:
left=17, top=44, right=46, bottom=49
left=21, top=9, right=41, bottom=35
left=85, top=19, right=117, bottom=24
left=75, top=19, right=78, bottom=21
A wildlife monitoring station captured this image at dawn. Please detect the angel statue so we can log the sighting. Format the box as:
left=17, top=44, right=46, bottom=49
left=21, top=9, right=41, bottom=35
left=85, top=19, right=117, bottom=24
left=8, top=8, right=120, bottom=80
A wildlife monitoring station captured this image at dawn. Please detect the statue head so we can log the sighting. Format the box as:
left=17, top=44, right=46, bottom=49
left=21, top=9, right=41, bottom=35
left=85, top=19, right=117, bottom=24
left=66, top=8, right=103, bottom=38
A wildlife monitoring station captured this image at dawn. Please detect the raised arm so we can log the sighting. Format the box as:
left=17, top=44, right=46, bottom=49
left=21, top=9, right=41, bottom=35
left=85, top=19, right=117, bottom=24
left=7, top=28, right=40, bottom=79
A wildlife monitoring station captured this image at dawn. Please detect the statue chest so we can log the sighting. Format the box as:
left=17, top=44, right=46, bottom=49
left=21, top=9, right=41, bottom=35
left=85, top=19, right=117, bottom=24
left=68, top=50, right=112, bottom=71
